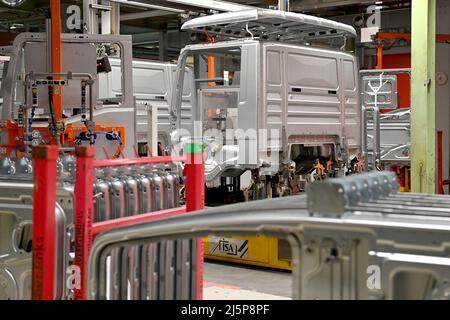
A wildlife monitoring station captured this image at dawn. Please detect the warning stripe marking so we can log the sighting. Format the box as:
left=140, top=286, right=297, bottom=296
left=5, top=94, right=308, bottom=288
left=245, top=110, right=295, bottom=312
left=239, top=247, right=248, bottom=258
left=238, top=240, right=248, bottom=252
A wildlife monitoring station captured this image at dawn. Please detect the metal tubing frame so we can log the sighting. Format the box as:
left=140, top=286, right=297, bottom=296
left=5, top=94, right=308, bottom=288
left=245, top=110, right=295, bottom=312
left=360, top=68, right=411, bottom=75
left=1, top=33, right=134, bottom=120
left=359, top=68, right=412, bottom=170
left=170, top=40, right=244, bottom=132
left=24, top=71, right=96, bottom=146
left=31, top=145, right=60, bottom=300
left=92, top=207, right=187, bottom=239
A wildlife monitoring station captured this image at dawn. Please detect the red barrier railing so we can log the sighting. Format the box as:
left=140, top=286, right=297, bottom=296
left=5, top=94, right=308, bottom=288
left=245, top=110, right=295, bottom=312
left=31, top=146, right=59, bottom=300
left=31, top=145, right=205, bottom=300
left=93, top=155, right=185, bottom=168
left=91, top=207, right=186, bottom=239
left=73, top=147, right=96, bottom=300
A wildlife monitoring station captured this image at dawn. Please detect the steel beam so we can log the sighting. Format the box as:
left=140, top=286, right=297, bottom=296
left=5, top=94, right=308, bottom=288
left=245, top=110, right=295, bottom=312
left=109, top=0, right=185, bottom=12
left=411, top=0, right=436, bottom=193
left=290, top=0, right=384, bottom=11
left=83, top=0, right=98, bottom=34
left=164, top=0, right=251, bottom=12
left=111, top=1, right=120, bottom=34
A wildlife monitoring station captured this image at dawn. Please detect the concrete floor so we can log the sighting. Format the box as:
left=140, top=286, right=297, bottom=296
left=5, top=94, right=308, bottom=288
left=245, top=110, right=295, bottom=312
left=203, top=260, right=292, bottom=300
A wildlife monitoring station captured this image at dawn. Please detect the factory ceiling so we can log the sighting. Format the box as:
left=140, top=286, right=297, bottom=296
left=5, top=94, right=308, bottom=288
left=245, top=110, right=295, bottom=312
left=0, top=0, right=411, bottom=58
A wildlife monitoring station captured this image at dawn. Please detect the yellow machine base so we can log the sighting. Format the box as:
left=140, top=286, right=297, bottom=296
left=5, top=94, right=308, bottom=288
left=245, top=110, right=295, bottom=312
left=204, top=235, right=292, bottom=271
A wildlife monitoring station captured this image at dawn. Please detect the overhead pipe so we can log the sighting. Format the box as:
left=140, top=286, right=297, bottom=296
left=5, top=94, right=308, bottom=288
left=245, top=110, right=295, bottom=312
left=108, top=0, right=184, bottom=12
left=50, top=0, right=62, bottom=122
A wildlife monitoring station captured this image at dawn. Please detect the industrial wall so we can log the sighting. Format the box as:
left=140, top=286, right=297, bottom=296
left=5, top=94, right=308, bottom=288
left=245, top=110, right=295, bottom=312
left=334, top=0, right=450, bottom=188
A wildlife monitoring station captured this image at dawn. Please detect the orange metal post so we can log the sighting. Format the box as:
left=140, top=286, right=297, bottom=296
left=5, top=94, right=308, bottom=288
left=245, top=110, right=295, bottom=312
left=51, top=0, right=63, bottom=122
left=377, top=42, right=383, bottom=69
left=376, top=32, right=450, bottom=43
left=207, top=56, right=215, bottom=87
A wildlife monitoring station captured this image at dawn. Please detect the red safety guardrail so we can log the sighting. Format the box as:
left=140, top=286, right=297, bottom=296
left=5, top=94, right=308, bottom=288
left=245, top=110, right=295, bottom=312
left=31, top=145, right=205, bottom=300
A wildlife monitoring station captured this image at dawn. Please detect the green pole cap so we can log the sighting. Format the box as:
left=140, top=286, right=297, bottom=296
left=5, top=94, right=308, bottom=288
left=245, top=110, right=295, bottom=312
left=185, top=142, right=204, bottom=154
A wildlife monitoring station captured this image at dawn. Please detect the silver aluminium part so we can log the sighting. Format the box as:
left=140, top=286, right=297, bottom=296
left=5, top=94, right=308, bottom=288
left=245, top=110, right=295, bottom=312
left=0, top=32, right=136, bottom=158
left=1, top=33, right=134, bottom=119
left=180, top=8, right=357, bottom=43
left=0, top=158, right=182, bottom=300
left=98, top=58, right=196, bottom=149
left=360, top=69, right=411, bottom=169
left=88, top=171, right=450, bottom=300
left=169, top=9, right=360, bottom=185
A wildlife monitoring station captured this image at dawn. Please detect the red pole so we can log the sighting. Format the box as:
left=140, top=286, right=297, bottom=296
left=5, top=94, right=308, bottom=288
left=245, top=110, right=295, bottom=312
left=32, top=145, right=59, bottom=300
left=74, top=146, right=96, bottom=300
left=437, top=131, right=444, bottom=194
left=184, top=143, right=204, bottom=300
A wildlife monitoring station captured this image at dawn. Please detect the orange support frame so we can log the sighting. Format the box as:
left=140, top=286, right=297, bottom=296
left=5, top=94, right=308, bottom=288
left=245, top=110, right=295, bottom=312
left=31, top=145, right=59, bottom=300
left=376, top=32, right=450, bottom=43
left=71, top=150, right=204, bottom=300
left=376, top=42, right=383, bottom=69
left=0, top=123, right=126, bottom=158
left=375, top=32, right=450, bottom=71
left=207, top=56, right=215, bottom=87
